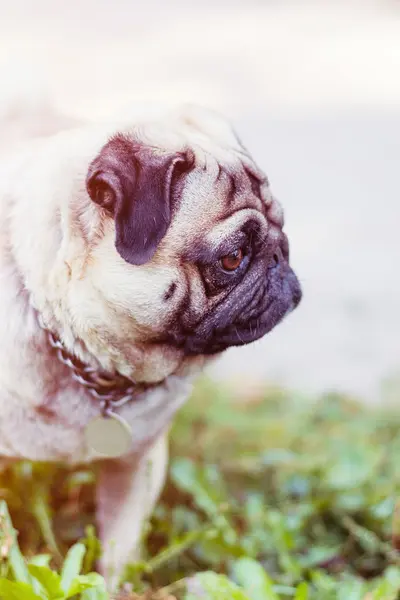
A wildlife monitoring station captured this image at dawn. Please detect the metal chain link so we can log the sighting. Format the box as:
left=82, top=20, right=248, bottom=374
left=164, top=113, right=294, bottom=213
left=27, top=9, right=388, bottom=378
left=36, top=312, right=137, bottom=416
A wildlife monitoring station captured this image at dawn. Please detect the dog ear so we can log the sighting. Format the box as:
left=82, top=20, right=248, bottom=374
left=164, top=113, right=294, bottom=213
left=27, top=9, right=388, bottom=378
left=86, top=134, right=192, bottom=265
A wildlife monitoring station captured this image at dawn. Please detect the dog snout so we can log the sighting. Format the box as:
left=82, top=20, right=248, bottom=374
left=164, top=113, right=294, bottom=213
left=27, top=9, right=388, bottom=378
left=268, top=247, right=283, bottom=270
left=267, top=233, right=290, bottom=270
left=290, top=272, right=302, bottom=308
left=279, top=232, right=289, bottom=261
left=266, top=239, right=302, bottom=310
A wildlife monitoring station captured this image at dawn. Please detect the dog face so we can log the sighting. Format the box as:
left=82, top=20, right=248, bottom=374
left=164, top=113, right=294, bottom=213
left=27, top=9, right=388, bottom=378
left=67, top=106, right=301, bottom=381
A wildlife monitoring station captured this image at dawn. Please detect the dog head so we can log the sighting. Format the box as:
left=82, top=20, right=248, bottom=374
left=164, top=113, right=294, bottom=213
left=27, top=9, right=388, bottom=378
left=63, top=105, right=301, bottom=381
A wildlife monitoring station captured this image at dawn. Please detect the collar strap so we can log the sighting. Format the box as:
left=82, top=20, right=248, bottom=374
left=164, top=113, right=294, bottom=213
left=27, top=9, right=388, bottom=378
left=37, top=312, right=143, bottom=415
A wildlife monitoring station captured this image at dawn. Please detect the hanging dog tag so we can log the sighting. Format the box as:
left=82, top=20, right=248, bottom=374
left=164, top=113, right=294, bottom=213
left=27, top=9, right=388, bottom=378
left=85, top=412, right=132, bottom=458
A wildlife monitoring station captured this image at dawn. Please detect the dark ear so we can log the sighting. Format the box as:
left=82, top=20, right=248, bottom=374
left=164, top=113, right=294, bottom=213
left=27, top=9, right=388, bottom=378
left=86, top=134, right=192, bottom=265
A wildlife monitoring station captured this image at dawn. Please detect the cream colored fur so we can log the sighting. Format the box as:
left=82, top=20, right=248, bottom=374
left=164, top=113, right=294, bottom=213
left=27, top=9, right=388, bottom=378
left=0, top=80, right=276, bottom=591
left=0, top=105, right=199, bottom=589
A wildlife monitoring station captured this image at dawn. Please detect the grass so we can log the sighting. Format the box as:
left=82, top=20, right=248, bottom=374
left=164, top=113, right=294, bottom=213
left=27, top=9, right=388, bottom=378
left=0, top=378, right=400, bottom=599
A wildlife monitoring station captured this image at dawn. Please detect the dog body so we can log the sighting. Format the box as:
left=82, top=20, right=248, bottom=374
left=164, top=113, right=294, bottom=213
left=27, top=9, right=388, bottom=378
left=0, top=101, right=301, bottom=586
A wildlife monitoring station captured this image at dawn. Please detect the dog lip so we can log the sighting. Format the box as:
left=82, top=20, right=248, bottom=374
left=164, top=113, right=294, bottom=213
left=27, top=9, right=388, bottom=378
left=164, top=261, right=302, bottom=357
left=183, top=275, right=302, bottom=356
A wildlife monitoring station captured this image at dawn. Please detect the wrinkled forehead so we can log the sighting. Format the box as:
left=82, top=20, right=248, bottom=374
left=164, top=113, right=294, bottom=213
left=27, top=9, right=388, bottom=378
left=132, top=106, right=268, bottom=186
left=166, top=150, right=282, bottom=255
left=131, top=110, right=283, bottom=257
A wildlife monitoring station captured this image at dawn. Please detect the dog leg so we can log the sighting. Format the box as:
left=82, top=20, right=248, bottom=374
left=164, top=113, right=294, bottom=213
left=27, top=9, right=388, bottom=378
left=96, top=433, right=168, bottom=592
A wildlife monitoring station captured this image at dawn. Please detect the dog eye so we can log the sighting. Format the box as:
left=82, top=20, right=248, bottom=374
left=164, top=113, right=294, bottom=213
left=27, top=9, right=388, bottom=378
left=220, top=248, right=244, bottom=272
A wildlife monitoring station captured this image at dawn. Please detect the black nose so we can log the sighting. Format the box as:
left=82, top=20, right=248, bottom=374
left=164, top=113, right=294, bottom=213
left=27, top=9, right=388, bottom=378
left=268, top=233, right=289, bottom=269
left=268, top=247, right=283, bottom=269
left=280, top=232, right=290, bottom=261
left=290, top=271, right=303, bottom=308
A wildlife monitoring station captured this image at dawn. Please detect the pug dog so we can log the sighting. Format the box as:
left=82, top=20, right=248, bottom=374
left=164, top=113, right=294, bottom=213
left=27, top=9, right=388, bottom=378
left=0, top=100, right=301, bottom=589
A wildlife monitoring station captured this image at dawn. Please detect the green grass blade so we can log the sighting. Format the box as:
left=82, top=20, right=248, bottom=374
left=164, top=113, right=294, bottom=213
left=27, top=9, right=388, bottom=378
left=28, top=556, right=52, bottom=568
left=28, top=565, right=63, bottom=599
left=64, top=573, right=105, bottom=599
left=80, top=587, right=109, bottom=600
left=294, top=582, right=309, bottom=600
left=0, top=579, right=43, bottom=600
left=0, top=501, right=31, bottom=585
left=186, top=572, right=252, bottom=600
left=232, top=558, right=279, bottom=600
left=30, top=486, right=61, bottom=564
left=59, top=543, right=85, bottom=595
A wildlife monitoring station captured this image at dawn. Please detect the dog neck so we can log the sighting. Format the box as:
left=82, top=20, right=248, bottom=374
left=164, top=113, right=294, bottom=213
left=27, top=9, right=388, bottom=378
left=35, top=307, right=155, bottom=414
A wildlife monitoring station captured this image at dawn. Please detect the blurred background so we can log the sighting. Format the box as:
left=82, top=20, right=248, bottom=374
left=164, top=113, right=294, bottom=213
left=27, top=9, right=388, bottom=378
left=1, top=0, right=399, bottom=403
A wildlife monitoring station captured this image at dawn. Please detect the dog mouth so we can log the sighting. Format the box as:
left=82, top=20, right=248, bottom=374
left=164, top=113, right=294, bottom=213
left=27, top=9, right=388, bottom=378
left=195, top=266, right=301, bottom=355
left=168, top=260, right=302, bottom=356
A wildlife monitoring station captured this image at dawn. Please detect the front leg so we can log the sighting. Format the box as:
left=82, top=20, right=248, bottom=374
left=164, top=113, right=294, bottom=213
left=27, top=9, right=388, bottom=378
left=96, top=433, right=168, bottom=592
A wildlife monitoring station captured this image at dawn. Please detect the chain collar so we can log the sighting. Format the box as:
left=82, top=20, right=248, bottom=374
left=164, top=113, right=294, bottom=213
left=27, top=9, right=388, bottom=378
left=37, top=313, right=141, bottom=417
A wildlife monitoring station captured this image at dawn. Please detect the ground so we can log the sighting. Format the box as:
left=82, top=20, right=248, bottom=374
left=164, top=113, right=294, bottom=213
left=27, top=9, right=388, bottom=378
left=1, top=379, right=400, bottom=599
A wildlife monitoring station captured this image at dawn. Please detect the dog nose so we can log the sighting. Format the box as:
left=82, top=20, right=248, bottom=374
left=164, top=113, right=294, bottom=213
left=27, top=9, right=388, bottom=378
left=269, top=248, right=281, bottom=269
left=280, top=232, right=289, bottom=261
left=292, top=277, right=303, bottom=308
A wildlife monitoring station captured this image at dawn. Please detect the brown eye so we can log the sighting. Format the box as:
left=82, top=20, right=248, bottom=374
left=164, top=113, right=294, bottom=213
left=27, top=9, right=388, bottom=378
left=220, top=248, right=244, bottom=272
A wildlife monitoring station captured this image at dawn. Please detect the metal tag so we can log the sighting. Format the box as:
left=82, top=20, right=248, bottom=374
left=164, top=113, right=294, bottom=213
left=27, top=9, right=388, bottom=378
left=85, top=413, right=132, bottom=458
